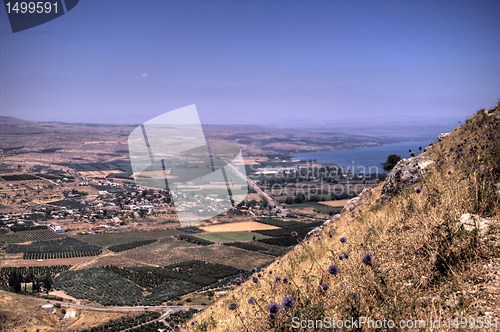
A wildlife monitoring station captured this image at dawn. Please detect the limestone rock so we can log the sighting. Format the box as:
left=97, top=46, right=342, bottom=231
left=381, top=155, right=434, bottom=201
left=459, top=213, right=492, bottom=235
left=438, top=132, right=450, bottom=141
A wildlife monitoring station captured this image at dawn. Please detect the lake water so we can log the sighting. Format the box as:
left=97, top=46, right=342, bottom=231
left=291, top=140, right=433, bottom=173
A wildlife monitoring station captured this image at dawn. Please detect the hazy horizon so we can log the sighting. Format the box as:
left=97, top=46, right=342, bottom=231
left=0, top=111, right=458, bottom=141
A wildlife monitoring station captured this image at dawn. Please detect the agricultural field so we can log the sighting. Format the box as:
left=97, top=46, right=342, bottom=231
left=121, top=241, right=275, bottom=269
left=199, top=221, right=279, bottom=233
left=79, top=170, right=123, bottom=178
left=49, top=199, right=87, bottom=209
left=177, top=234, right=214, bottom=246
left=192, top=231, right=270, bottom=244
left=0, top=265, right=69, bottom=287
left=0, top=174, right=39, bottom=181
left=7, top=237, right=102, bottom=259
left=253, top=220, right=324, bottom=247
left=286, top=201, right=343, bottom=216
left=0, top=289, right=130, bottom=332
left=55, top=261, right=240, bottom=306
left=257, top=218, right=315, bottom=228
left=0, top=228, right=61, bottom=244
left=0, top=256, right=94, bottom=267
left=105, top=260, right=238, bottom=290
left=108, top=239, right=157, bottom=252
left=75, top=229, right=180, bottom=248
left=22, top=250, right=100, bottom=260
left=223, top=241, right=285, bottom=256
left=54, top=268, right=144, bottom=306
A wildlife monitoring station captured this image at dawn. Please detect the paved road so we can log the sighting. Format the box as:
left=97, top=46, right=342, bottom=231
left=225, top=162, right=288, bottom=216
left=33, top=295, right=205, bottom=313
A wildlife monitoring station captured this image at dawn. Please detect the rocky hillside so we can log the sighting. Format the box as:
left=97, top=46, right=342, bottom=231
left=186, top=103, right=499, bottom=331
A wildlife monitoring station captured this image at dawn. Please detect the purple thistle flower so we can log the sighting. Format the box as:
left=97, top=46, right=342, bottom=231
left=252, top=276, right=259, bottom=283
left=275, top=275, right=281, bottom=283
left=343, top=252, right=349, bottom=259
left=282, top=296, right=295, bottom=309
left=268, top=301, right=280, bottom=314
left=251, top=267, right=257, bottom=273
left=328, top=264, right=340, bottom=276
left=338, top=255, right=344, bottom=260
left=340, top=236, right=347, bottom=243
left=415, top=188, right=421, bottom=194
left=362, top=253, right=373, bottom=265
left=283, top=277, right=289, bottom=284
left=234, top=276, right=243, bottom=285
left=228, top=302, right=238, bottom=311
left=321, top=283, right=329, bottom=291
left=248, top=297, right=255, bottom=305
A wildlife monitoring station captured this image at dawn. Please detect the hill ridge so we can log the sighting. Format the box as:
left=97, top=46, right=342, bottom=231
left=186, top=103, right=499, bottom=331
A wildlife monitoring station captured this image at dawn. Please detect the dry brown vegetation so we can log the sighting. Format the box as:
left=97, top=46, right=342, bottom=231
left=199, top=221, right=279, bottom=233
left=186, top=105, right=499, bottom=331
left=0, top=290, right=128, bottom=332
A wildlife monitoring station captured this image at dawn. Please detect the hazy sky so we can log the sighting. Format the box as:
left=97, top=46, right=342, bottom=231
left=0, top=0, right=499, bottom=126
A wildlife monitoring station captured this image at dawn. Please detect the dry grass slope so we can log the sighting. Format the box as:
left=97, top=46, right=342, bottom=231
left=186, top=104, right=499, bottom=331
left=0, top=290, right=127, bottom=332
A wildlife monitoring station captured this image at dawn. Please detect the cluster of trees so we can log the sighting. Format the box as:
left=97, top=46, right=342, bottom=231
left=255, top=223, right=322, bottom=247
left=177, top=234, right=214, bottom=246
left=179, top=226, right=203, bottom=234
left=54, top=269, right=144, bottom=306
left=223, top=242, right=284, bottom=256
left=108, top=239, right=157, bottom=252
left=166, top=309, right=200, bottom=329
left=23, top=250, right=100, bottom=259
left=0, top=174, right=38, bottom=181
left=0, top=266, right=69, bottom=294
left=283, top=191, right=360, bottom=205
left=383, top=154, right=402, bottom=171
left=105, top=261, right=240, bottom=290
left=7, top=270, right=53, bottom=294
left=9, top=225, right=48, bottom=232
left=0, top=229, right=60, bottom=244
left=55, top=262, right=240, bottom=306
left=7, top=237, right=102, bottom=259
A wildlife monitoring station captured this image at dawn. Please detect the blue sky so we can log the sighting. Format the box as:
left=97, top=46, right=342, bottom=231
left=0, top=0, right=499, bottom=126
